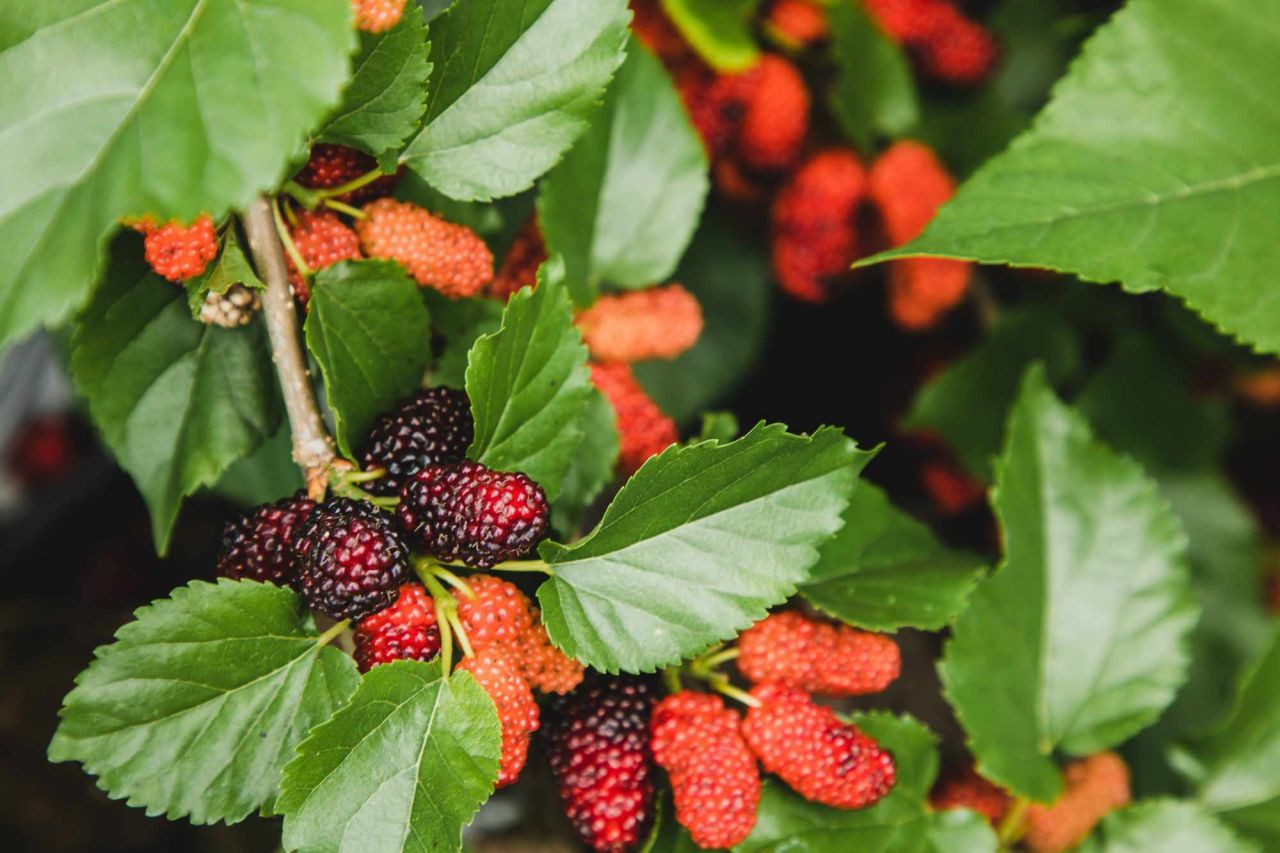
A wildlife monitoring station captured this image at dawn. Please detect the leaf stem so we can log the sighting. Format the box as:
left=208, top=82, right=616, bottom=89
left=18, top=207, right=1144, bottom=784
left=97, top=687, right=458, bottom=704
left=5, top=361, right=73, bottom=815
left=446, top=609, right=475, bottom=658
left=240, top=198, right=336, bottom=498
left=436, top=558, right=553, bottom=575
left=435, top=596, right=454, bottom=676
left=323, top=198, right=366, bottom=219
left=314, top=618, right=351, bottom=647
left=662, top=666, right=683, bottom=694
left=316, top=167, right=386, bottom=200
left=996, top=795, right=1030, bottom=846
left=700, top=647, right=740, bottom=670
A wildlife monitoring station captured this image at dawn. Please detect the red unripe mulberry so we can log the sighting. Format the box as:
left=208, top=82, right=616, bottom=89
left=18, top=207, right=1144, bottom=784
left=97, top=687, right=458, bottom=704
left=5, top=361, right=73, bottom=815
left=930, top=766, right=1010, bottom=825
left=742, top=683, right=896, bottom=810
left=352, top=583, right=441, bottom=673
left=357, top=199, right=494, bottom=298
left=491, top=216, right=547, bottom=300
left=706, top=54, right=810, bottom=173
left=737, top=610, right=900, bottom=697
left=868, top=141, right=970, bottom=330
left=589, top=363, right=679, bottom=474
left=458, top=651, right=540, bottom=788
left=770, top=148, right=868, bottom=302
left=287, top=210, right=363, bottom=305
left=134, top=215, right=218, bottom=282
left=1023, top=752, right=1131, bottom=853
left=651, top=692, right=760, bottom=847
left=351, top=0, right=407, bottom=34
left=293, top=144, right=399, bottom=204
left=576, top=284, right=703, bottom=363
left=863, top=0, right=997, bottom=86
left=766, top=0, right=829, bottom=48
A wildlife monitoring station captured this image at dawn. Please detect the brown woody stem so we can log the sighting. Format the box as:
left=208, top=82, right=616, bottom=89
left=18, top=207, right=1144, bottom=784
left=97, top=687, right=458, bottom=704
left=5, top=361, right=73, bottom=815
left=241, top=196, right=336, bottom=498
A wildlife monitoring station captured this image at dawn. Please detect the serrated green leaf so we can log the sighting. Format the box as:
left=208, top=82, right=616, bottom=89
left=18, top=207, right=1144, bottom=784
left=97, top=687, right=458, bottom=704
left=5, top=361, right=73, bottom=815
left=185, top=226, right=264, bottom=319
left=800, top=480, right=985, bottom=632
left=940, top=367, right=1198, bottom=802
left=1077, top=800, right=1260, bottom=853
left=659, top=0, right=760, bottom=72
left=71, top=235, right=281, bottom=553
left=550, top=387, right=619, bottom=537
left=0, top=0, right=355, bottom=348
left=277, top=660, right=501, bottom=853
left=212, top=426, right=305, bottom=507
left=47, top=580, right=358, bottom=824
left=465, top=260, right=592, bottom=498
left=537, top=423, right=866, bottom=673
left=864, top=0, right=1280, bottom=354
left=904, top=307, right=1080, bottom=480
left=828, top=2, right=918, bottom=150
left=1077, top=334, right=1230, bottom=474
left=634, top=211, right=771, bottom=422
left=401, top=0, right=630, bottom=201
left=317, top=11, right=432, bottom=161
left=539, top=40, right=709, bottom=305
left=738, top=713, right=939, bottom=853
left=1190, top=628, right=1280, bottom=846
left=918, top=810, right=999, bottom=853
left=304, top=260, right=432, bottom=459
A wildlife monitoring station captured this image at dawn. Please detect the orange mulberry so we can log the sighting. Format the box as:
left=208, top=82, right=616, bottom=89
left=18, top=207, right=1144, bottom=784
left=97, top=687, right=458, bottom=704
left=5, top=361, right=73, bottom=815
left=287, top=210, right=363, bottom=305
left=576, top=285, right=703, bottom=363
left=589, top=363, right=679, bottom=474
left=864, top=0, right=997, bottom=86
left=356, top=198, right=493, bottom=298
left=491, top=216, right=547, bottom=299
left=458, top=650, right=540, bottom=788
left=930, top=766, right=1010, bottom=825
left=705, top=54, right=810, bottom=173
left=1023, top=752, right=1131, bottom=853
left=737, top=610, right=900, bottom=697
left=766, top=0, right=829, bottom=48
left=351, top=0, right=406, bottom=34
left=868, top=141, right=970, bottom=330
left=134, top=215, right=218, bottom=283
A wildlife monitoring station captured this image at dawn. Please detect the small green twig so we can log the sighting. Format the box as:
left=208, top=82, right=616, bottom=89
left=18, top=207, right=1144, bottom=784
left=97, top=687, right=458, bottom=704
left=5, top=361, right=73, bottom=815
left=434, top=596, right=454, bottom=676
left=281, top=180, right=322, bottom=210
left=436, top=558, right=553, bottom=575
left=430, top=565, right=476, bottom=600
left=271, top=197, right=311, bottom=278
left=314, top=619, right=351, bottom=647
left=446, top=609, right=475, bottom=658
left=707, top=673, right=760, bottom=708
left=316, top=167, right=386, bottom=200
left=662, top=666, right=683, bottom=694
left=323, top=198, right=366, bottom=219
left=996, top=795, right=1030, bottom=846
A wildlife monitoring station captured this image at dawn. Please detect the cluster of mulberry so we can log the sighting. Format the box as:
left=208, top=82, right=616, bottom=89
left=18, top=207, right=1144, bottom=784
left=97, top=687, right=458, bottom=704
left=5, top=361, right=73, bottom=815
left=771, top=140, right=972, bottom=328
left=282, top=144, right=493, bottom=305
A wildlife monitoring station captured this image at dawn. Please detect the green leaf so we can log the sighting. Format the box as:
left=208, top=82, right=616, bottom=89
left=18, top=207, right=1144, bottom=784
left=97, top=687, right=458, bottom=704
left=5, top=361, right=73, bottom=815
left=800, top=480, right=985, bottom=632
left=864, top=0, right=1280, bottom=354
left=940, top=367, right=1198, bottom=802
left=212, top=426, right=305, bottom=507
left=634, top=211, right=771, bottom=422
left=1190, top=628, right=1280, bottom=846
left=184, top=226, right=264, bottom=319
left=47, top=580, right=359, bottom=824
left=738, top=713, right=939, bottom=852
left=692, top=411, right=740, bottom=445
left=278, top=660, right=500, bottom=852
left=304, top=260, right=432, bottom=459
left=659, top=0, right=760, bottom=72
left=423, top=291, right=506, bottom=388
left=71, top=235, right=281, bottom=553
left=919, top=810, right=999, bottom=853
left=401, top=0, right=630, bottom=201
left=317, top=10, right=433, bottom=162
left=539, top=40, right=709, bottom=305
left=1076, top=334, right=1230, bottom=474
left=0, top=0, right=355, bottom=348
left=904, top=307, right=1080, bottom=479
left=538, top=423, right=866, bottom=673
left=465, top=259, right=592, bottom=498
left=1077, top=800, right=1261, bottom=853
left=550, top=387, right=620, bottom=537
left=828, top=2, right=919, bottom=150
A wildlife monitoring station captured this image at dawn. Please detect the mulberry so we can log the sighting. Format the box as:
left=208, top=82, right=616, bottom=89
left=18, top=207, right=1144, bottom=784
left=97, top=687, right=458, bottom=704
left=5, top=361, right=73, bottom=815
left=589, top=363, right=679, bottom=474
left=576, top=284, right=704, bottom=363
left=737, top=610, right=900, bottom=697
left=1023, top=752, right=1131, bottom=853
left=356, top=198, right=493, bottom=298
left=134, top=215, right=218, bottom=283
left=770, top=148, right=868, bottom=302
left=286, top=210, right=363, bottom=305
